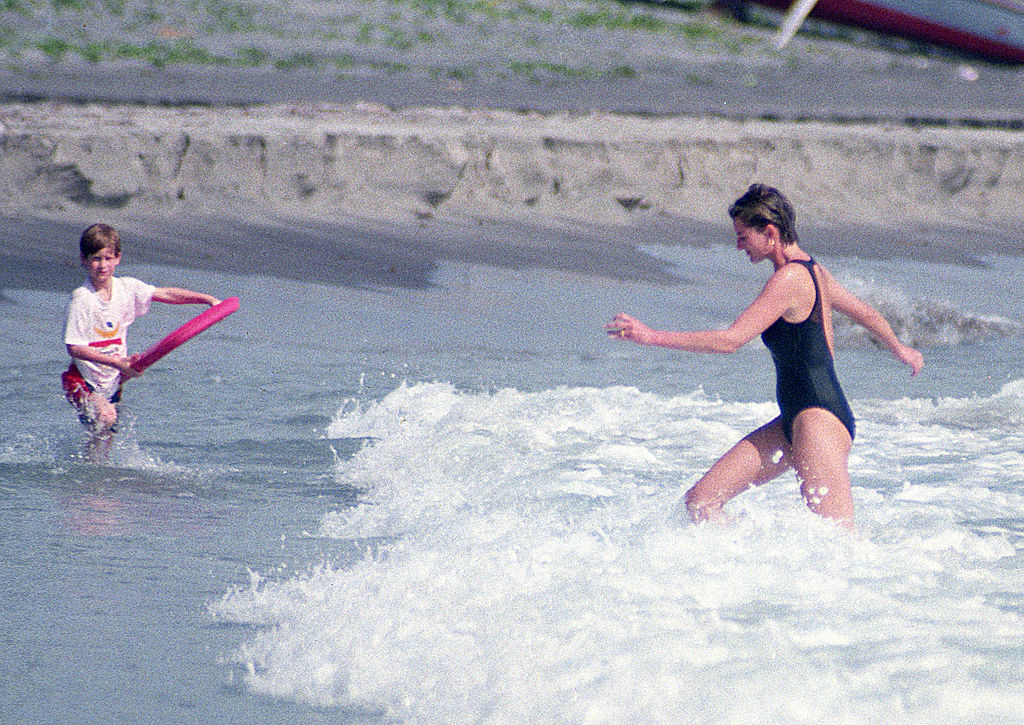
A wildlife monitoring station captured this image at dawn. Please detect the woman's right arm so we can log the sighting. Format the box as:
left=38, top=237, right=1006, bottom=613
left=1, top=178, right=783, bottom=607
left=821, top=270, right=924, bottom=376
left=606, top=264, right=806, bottom=354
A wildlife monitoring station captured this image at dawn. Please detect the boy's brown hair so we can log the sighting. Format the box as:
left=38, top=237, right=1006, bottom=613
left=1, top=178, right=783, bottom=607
left=79, top=223, right=121, bottom=258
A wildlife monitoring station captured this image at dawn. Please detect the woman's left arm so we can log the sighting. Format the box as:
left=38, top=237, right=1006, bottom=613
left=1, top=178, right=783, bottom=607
left=820, top=269, right=924, bottom=376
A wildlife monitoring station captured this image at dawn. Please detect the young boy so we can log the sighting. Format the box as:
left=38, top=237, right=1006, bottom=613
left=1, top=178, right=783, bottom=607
left=63, top=223, right=220, bottom=434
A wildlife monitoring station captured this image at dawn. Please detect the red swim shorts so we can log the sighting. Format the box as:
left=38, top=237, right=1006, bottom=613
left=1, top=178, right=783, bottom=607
left=62, top=364, right=121, bottom=423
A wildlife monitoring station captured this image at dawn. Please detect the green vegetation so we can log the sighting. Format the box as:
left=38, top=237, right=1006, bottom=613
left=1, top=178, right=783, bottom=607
left=235, top=45, right=268, bottom=66
left=0, top=0, right=774, bottom=80
left=37, top=36, right=72, bottom=60
left=273, top=51, right=316, bottom=70
left=53, top=0, right=92, bottom=11
left=355, top=20, right=374, bottom=43
left=80, top=40, right=104, bottom=61
left=110, top=39, right=227, bottom=66
left=1, top=0, right=33, bottom=15
left=570, top=7, right=667, bottom=32
left=606, top=64, right=636, bottom=79
left=330, top=53, right=355, bottom=69
left=100, top=0, right=125, bottom=16
left=203, top=0, right=257, bottom=32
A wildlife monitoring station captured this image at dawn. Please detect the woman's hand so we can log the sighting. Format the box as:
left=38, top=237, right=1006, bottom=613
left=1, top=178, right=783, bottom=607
left=605, top=313, right=656, bottom=345
left=896, top=344, right=924, bottom=376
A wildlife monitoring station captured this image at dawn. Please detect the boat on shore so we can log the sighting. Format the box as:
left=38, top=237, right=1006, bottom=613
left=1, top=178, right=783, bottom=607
left=736, top=0, right=1024, bottom=63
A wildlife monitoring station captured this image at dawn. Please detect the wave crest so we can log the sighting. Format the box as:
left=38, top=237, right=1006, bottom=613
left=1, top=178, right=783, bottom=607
left=834, top=278, right=1022, bottom=348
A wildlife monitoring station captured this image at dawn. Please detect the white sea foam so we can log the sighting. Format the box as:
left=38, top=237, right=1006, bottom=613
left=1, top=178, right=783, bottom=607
left=211, top=381, right=1024, bottom=723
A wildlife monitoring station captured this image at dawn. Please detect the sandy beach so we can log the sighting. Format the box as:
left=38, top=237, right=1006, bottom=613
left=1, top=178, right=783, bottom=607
left=2, top=100, right=1021, bottom=298
left=1, top=0, right=1022, bottom=292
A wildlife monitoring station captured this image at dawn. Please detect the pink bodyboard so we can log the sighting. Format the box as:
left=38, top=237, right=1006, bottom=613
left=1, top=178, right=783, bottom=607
left=131, top=296, right=240, bottom=372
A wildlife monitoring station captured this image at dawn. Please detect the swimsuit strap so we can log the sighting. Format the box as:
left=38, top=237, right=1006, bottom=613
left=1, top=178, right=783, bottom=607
left=784, top=259, right=821, bottom=324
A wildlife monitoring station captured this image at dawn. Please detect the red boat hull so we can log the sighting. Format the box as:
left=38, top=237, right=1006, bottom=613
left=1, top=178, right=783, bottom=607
left=745, top=0, right=1024, bottom=62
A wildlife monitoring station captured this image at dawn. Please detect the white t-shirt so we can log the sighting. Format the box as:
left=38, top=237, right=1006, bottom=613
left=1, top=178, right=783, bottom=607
left=64, top=276, right=155, bottom=398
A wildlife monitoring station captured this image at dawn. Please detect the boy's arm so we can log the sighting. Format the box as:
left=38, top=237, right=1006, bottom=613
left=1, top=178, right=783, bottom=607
left=152, top=287, right=220, bottom=306
left=67, top=344, right=142, bottom=379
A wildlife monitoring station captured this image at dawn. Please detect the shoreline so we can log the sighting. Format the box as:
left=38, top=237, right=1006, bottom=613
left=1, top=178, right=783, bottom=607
left=2, top=0, right=1022, bottom=294
left=1, top=100, right=1022, bottom=295
left=2, top=197, right=1018, bottom=300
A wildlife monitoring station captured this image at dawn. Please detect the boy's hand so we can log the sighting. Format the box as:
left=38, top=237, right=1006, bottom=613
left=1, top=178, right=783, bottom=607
left=118, top=355, right=143, bottom=379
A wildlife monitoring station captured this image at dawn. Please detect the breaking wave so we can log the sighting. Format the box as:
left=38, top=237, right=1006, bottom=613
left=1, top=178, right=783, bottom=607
left=835, top=277, right=1022, bottom=348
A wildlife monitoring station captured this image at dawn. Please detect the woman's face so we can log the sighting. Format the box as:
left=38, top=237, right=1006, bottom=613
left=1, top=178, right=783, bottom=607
left=733, top=219, right=775, bottom=263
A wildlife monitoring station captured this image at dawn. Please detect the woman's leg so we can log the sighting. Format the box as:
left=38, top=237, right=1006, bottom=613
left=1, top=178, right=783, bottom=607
left=681, top=418, right=792, bottom=523
left=789, top=408, right=854, bottom=528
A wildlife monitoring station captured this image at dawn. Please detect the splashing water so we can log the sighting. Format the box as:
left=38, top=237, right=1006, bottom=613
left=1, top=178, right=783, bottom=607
left=211, top=381, right=1024, bottom=723
left=7, top=241, right=1024, bottom=724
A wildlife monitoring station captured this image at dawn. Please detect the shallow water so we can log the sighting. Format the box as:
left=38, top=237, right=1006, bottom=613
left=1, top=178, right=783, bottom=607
left=2, top=234, right=1024, bottom=723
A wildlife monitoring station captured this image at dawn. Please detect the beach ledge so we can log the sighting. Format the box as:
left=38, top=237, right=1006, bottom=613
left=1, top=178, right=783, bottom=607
left=3, top=102, right=1023, bottom=243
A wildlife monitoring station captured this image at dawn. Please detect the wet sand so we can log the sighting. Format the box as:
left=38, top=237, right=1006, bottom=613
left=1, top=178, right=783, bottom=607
left=4, top=202, right=1016, bottom=301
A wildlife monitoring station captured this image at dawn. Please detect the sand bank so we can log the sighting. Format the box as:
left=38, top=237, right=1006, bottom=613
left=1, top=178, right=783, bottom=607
left=2, top=101, right=1021, bottom=295
left=3, top=102, right=1023, bottom=232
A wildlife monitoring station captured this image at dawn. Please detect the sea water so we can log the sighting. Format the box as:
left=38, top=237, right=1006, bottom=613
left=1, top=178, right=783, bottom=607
left=2, top=230, right=1023, bottom=724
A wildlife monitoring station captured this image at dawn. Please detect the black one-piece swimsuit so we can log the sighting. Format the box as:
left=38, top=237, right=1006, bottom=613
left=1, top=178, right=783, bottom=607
left=760, top=259, right=856, bottom=443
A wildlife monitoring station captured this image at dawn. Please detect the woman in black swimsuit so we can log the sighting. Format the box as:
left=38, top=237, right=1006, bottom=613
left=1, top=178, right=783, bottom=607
left=606, top=184, right=923, bottom=529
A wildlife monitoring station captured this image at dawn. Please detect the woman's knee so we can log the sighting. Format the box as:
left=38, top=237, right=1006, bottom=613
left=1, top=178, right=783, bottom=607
left=682, top=483, right=729, bottom=522
left=682, top=485, right=704, bottom=517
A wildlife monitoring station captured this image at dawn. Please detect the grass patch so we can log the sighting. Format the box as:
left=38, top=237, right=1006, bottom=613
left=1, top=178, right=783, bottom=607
left=235, top=45, right=268, bottom=66
left=37, top=36, right=72, bottom=60
left=274, top=51, right=317, bottom=70
left=570, top=8, right=667, bottom=32
left=110, top=39, right=228, bottom=66
left=0, top=0, right=34, bottom=15
left=679, top=20, right=723, bottom=41
left=508, top=58, right=596, bottom=81
left=605, top=64, right=637, bottom=79
left=80, top=40, right=104, bottom=62
left=511, top=1, right=553, bottom=23
left=446, top=65, right=474, bottom=80
left=329, top=53, right=355, bottom=69
left=203, top=0, right=257, bottom=32
left=383, top=27, right=413, bottom=49
left=369, top=59, right=409, bottom=72
left=356, top=21, right=375, bottom=43
left=52, top=0, right=92, bottom=11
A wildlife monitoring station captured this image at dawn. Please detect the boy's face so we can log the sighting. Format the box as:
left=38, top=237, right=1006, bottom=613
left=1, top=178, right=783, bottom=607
left=82, top=247, right=121, bottom=287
